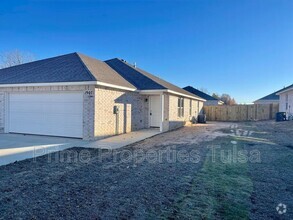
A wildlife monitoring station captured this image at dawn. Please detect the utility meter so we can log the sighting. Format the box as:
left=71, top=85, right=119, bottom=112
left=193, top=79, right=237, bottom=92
left=113, top=106, right=119, bottom=114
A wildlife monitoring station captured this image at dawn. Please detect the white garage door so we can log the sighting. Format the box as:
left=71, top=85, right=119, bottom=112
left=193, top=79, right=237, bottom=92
left=9, top=92, right=83, bottom=138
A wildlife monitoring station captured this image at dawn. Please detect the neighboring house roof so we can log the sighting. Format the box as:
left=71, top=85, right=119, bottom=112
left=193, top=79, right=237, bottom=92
left=105, top=58, right=204, bottom=100
left=0, top=52, right=203, bottom=100
left=183, top=86, right=221, bottom=101
left=276, top=84, right=293, bottom=95
left=254, top=84, right=293, bottom=102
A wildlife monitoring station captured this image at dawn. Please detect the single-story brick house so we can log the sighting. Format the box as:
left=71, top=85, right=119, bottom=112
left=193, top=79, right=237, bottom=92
left=183, top=86, right=224, bottom=106
left=0, top=53, right=205, bottom=140
left=276, top=84, right=293, bottom=117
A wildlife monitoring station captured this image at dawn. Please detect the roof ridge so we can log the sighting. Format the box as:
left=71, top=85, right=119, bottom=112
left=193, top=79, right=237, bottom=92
left=75, top=53, right=97, bottom=81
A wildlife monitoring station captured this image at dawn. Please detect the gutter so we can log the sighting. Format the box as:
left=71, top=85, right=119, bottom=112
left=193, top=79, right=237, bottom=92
left=138, top=89, right=206, bottom=101
left=0, top=81, right=206, bottom=101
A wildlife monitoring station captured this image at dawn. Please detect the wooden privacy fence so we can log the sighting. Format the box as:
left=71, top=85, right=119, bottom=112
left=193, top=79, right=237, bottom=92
left=204, top=104, right=279, bottom=121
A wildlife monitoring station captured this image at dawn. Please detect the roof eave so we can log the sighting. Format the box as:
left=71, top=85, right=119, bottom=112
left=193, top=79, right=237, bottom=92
left=0, top=81, right=97, bottom=88
left=138, top=89, right=206, bottom=101
left=0, top=81, right=137, bottom=92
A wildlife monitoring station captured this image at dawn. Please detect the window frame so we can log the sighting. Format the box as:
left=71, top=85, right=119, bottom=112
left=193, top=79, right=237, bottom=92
left=178, top=97, right=184, bottom=118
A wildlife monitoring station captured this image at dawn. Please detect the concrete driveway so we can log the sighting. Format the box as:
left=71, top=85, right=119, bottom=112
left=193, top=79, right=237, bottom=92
left=0, top=129, right=161, bottom=166
left=0, top=134, right=87, bottom=166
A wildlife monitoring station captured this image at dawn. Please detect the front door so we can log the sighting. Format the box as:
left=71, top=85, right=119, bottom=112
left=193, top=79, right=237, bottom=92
left=149, top=95, right=161, bottom=127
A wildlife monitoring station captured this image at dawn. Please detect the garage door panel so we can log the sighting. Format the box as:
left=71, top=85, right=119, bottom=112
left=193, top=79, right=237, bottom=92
left=10, top=102, right=83, bottom=114
left=9, top=92, right=83, bottom=138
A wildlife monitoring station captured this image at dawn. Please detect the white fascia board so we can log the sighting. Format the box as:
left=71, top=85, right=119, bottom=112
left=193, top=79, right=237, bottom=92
left=167, top=89, right=206, bottom=102
left=276, top=87, right=293, bottom=95
left=138, top=89, right=206, bottom=101
left=0, top=81, right=138, bottom=92
left=0, top=81, right=97, bottom=87
left=95, top=81, right=136, bottom=91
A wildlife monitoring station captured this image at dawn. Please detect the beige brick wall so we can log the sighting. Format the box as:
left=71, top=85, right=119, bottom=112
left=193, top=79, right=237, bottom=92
left=161, top=93, right=170, bottom=132
left=0, top=85, right=95, bottom=140
left=0, top=85, right=206, bottom=140
left=94, top=86, right=149, bottom=139
left=168, top=95, right=197, bottom=130
left=168, top=95, right=205, bottom=130
left=199, top=100, right=204, bottom=114
left=191, top=99, right=199, bottom=120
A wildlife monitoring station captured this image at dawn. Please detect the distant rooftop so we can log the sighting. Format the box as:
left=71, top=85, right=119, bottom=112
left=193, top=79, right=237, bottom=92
left=183, top=86, right=219, bottom=101
left=255, top=84, right=293, bottom=101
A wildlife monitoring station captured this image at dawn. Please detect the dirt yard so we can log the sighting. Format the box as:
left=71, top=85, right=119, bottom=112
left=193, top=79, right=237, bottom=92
left=0, top=121, right=292, bottom=219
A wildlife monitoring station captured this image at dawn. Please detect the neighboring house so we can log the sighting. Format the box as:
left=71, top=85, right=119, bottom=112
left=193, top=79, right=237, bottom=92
left=0, top=52, right=205, bottom=140
left=276, top=84, right=293, bottom=117
left=183, top=86, right=224, bottom=106
left=254, top=84, right=293, bottom=105
left=254, top=91, right=281, bottom=104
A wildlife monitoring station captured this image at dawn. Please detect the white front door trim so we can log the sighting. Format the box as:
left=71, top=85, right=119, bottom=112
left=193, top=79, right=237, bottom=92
left=149, top=95, right=162, bottom=128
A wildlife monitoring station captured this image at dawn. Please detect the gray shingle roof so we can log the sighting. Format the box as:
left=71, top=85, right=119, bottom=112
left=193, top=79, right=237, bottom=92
left=0, top=53, right=96, bottom=84
left=105, top=58, right=202, bottom=99
left=0, top=53, right=204, bottom=99
left=105, top=58, right=166, bottom=90
left=256, top=84, right=293, bottom=101
left=183, top=86, right=219, bottom=101
left=77, top=53, right=136, bottom=89
left=0, top=53, right=136, bottom=89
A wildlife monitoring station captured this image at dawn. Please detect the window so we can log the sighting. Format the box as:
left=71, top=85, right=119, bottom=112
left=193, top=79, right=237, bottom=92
left=178, top=97, right=184, bottom=117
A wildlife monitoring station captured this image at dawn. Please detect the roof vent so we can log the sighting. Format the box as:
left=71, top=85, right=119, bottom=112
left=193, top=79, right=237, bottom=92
left=133, top=62, right=137, bottom=68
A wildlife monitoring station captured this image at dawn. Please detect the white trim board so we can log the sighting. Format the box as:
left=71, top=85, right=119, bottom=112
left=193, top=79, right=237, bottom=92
left=0, top=82, right=206, bottom=101
left=0, top=81, right=97, bottom=87
left=138, top=89, right=206, bottom=101
left=96, top=81, right=136, bottom=91
left=0, top=81, right=136, bottom=92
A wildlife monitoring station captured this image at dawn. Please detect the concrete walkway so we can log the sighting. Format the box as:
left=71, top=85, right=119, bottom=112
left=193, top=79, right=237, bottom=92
left=84, top=128, right=161, bottom=150
left=0, top=129, right=161, bottom=166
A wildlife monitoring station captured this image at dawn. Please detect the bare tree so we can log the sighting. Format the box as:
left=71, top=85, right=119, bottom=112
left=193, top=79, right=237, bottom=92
left=0, top=50, right=35, bottom=68
left=220, top=94, right=237, bottom=105
left=212, top=93, right=220, bottom=100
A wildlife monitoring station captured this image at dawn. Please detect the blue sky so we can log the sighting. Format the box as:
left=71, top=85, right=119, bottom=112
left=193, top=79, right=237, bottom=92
left=0, top=0, right=292, bottom=103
